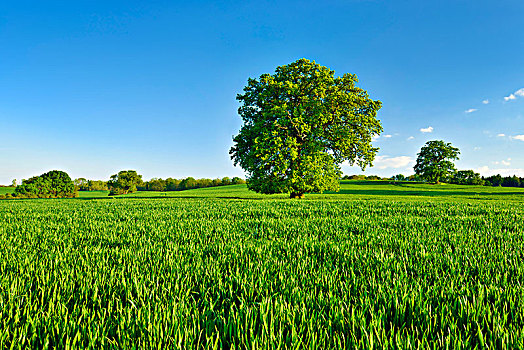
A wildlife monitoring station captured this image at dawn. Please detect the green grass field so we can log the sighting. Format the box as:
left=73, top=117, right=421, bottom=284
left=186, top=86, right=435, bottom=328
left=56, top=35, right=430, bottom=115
left=0, top=187, right=14, bottom=196
left=1, top=181, right=524, bottom=348
left=76, top=180, right=524, bottom=201
left=6, top=181, right=524, bottom=201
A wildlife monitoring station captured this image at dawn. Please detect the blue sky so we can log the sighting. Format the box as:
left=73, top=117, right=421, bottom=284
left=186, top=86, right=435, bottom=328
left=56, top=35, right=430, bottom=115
left=0, top=0, right=523, bottom=183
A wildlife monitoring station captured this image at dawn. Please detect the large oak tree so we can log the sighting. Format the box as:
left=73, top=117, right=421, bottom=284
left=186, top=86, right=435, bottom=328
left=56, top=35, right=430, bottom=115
left=414, top=140, right=460, bottom=183
left=230, top=59, right=383, bottom=198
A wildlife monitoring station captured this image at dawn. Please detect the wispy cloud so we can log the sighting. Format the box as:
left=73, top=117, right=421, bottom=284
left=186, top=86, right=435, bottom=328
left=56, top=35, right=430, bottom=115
left=494, top=158, right=511, bottom=166
left=465, top=108, right=477, bottom=114
left=420, top=126, right=433, bottom=133
left=383, top=134, right=392, bottom=138
left=482, top=99, right=489, bottom=104
left=407, top=136, right=415, bottom=141
left=373, top=156, right=413, bottom=169
left=504, top=88, right=524, bottom=101
left=511, top=135, right=524, bottom=141
left=372, top=134, right=380, bottom=141
left=476, top=166, right=524, bottom=177
left=497, top=133, right=506, bottom=137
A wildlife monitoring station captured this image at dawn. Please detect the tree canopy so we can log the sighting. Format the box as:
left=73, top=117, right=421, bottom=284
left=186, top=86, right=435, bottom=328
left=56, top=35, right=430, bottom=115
left=108, top=170, right=143, bottom=195
left=230, top=58, right=383, bottom=198
left=414, top=140, right=460, bottom=183
left=450, top=170, right=484, bottom=185
left=14, top=170, right=77, bottom=198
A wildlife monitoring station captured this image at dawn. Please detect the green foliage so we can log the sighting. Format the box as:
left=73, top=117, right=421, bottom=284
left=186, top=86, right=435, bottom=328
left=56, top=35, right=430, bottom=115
left=107, top=170, right=142, bottom=195
left=165, top=178, right=181, bottom=191
left=392, top=174, right=406, bottom=181
left=136, top=177, right=246, bottom=192
left=230, top=58, right=383, bottom=197
left=1, top=192, right=524, bottom=347
left=178, top=177, right=197, bottom=190
left=450, top=170, right=484, bottom=185
left=13, top=170, right=77, bottom=198
left=74, top=178, right=89, bottom=191
left=414, top=140, right=460, bottom=183
left=147, top=178, right=166, bottom=191
left=502, top=175, right=521, bottom=187
left=88, top=180, right=108, bottom=191
left=231, top=176, right=244, bottom=185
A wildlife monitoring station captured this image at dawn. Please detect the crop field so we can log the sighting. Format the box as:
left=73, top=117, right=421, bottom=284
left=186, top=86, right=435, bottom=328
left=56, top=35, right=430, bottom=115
left=1, top=182, right=524, bottom=348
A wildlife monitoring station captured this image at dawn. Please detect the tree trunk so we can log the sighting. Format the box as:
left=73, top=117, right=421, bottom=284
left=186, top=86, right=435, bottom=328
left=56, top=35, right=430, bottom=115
left=290, top=192, right=305, bottom=199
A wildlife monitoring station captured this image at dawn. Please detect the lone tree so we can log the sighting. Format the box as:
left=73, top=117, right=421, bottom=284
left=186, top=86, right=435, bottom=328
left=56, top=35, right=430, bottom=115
left=414, top=140, right=460, bottom=183
left=230, top=59, right=383, bottom=198
left=108, top=170, right=143, bottom=195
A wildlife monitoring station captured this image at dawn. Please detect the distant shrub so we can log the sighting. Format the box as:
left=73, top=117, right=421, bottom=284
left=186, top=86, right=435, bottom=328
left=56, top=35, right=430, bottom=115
left=108, top=170, right=143, bottom=196
left=12, top=170, right=77, bottom=199
left=392, top=174, right=406, bottom=181
left=342, top=175, right=366, bottom=180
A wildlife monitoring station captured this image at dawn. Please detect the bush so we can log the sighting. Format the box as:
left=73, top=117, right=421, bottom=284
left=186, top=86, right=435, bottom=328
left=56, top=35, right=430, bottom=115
left=13, top=170, right=76, bottom=198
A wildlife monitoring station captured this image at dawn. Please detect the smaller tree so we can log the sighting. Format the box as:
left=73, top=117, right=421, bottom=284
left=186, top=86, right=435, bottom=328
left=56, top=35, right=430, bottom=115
left=108, top=170, right=143, bottom=195
left=11, top=179, right=17, bottom=187
left=414, top=140, right=460, bottom=183
left=231, top=177, right=245, bottom=185
left=74, top=178, right=89, bottom=191
left=88, top=180, right=108, bottom=191
left=392, top=174, right=406, bottom=181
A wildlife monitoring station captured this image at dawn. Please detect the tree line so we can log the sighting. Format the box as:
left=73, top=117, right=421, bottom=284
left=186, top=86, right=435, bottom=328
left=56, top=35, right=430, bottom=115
left=137, top=176, right=246, bottom=192
left=1, top=170, right=246, bottom=199
left=346, top=173, right=524, bottom=188
left=75, top=172, right=246, bottom=195
left=392, top=172, right=524, bottom=187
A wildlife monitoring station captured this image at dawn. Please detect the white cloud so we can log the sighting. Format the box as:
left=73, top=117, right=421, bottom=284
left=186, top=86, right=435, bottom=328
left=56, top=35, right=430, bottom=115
left=407, top=136, right=415, bottom=141
left=373, top=155, right=413, bottom=170
left=420, top=126, right=433, bottom=133
left=511, top=135, right=524, bottom=141
left=497, top=133, right=506, bottom=137
left=502, top=160, right=511, bottom=166
left=504, top=94, right=516, bottom=101
left=473, top=147, right=481, bottom=151
left=372, top=134, right=380, bottom=141
left=383, top=134, right=392, bottom=138
left=504, top=88, right=524, bottom=101
left=482, top=99, right=489, bottom=104
left=465, top=108, right=477, bottom=114
left=476, top=166, right=524, bottom=177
